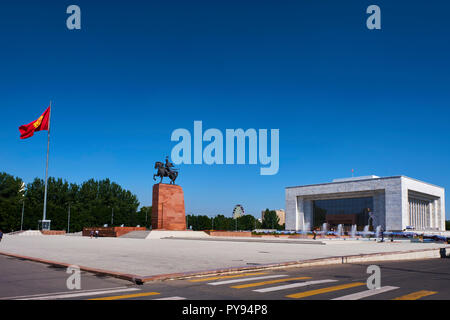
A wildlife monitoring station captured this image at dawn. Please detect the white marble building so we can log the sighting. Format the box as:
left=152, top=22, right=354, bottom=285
left=285, top=176, right=446, bottom=232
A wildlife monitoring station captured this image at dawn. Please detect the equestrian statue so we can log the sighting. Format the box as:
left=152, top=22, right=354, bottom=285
left=153, top=156, right=179, bottom=184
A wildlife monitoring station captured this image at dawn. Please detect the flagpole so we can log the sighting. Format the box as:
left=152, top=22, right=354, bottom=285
left=42, top=101, right=52, bottom=228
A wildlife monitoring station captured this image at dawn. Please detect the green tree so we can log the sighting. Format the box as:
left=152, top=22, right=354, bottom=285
left=212, top=214, right=232, bottom=230
left=0, top=172, right=24, bottom=232
left=262, top=209, right=281, bottom=230
left=446, top=220, right=449, bottom=231
left=237, top=214, right=258, bottom=231
left=185, top=213, right=263, bottom=231
left=136, top=206, right=152, bottom=229
left=197, top=215, right=211, bottom=230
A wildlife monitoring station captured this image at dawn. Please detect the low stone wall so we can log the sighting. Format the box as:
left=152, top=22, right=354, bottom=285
left=207, top=231, right=252, bottom=237
left=82, top=227, right=147, bottom=237
left=206, top=231, right=359, bottom=240
left=208, top=231, right=307, bottom=238
left=253, top=234, right=294, bottom=238
left=41, top=230, right=66, bottom=235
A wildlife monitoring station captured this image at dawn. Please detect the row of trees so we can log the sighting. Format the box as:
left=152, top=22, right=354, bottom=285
left=0, top=172, right=150, bottom=232
left=186, top=214, right=261, bottom=231
left=186, top=209, right=284, bottom=231
left=0, top=172, right=287, bottom=233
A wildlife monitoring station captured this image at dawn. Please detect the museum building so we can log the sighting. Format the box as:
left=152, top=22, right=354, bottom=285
left=285, top=176, right=446, bottom=232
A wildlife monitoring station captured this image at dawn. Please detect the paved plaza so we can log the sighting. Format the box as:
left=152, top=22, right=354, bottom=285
left=0, top=234, right=448, bottom=278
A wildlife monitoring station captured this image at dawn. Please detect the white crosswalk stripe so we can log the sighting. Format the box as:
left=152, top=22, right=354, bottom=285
left=16, top=287, right=141, bottom=300
left=1, top=286, right=131, bottom=300
left=332, top=286, right=400, bottom=300
left=253, top=279, right=337, bottom=293
left=208, top=275, right=288, bottom=286
left=153, top=296, right=187, bottom=300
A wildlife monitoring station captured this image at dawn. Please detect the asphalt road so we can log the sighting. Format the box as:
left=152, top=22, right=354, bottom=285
left=1, top=255, right=449, bottom=300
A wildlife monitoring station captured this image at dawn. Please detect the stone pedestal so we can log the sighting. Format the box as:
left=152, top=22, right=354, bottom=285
left=151, top=184, right=186, bottom=231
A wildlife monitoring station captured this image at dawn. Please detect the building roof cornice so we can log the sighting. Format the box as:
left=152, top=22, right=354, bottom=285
left=286, top=175, right=444, bottom=191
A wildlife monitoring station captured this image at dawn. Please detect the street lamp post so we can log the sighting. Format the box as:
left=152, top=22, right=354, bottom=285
left=111, top=207, right=114, bottom=226
left=211, top=217, right=214, bottom=230
left=67, top=202, right=71, bottom=233
left=20, top=200, right=25, bottom=231
left=146, top=207, right=151, bottom=229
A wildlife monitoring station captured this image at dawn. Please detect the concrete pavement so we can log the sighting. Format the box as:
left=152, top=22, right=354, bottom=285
left=0, top=255, right=133, bottom=299
left=0, top=234, right=448, bottom=281
left=1, top=255, right=449, bottom=300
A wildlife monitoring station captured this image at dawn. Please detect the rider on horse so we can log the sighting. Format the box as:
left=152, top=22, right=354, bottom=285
left=165, top=156, right=175, bottom=172
left=154, top=156, right=179, bottom=184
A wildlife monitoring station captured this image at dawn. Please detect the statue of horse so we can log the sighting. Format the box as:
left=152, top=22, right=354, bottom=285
left=153, top=161, right=178, bottom=184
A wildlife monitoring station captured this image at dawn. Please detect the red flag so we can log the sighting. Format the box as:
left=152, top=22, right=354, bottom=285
left=19, top=106, right=51, bottom=139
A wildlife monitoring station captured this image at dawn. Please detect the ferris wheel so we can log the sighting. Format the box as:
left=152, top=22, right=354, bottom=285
left=232, top=204, right=245, bottom=219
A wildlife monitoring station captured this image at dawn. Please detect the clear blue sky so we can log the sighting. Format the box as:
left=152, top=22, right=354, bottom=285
left=1, top=1, right=449, bottom=219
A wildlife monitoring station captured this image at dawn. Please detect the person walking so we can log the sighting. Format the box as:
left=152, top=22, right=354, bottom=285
left=90, top=230, right=94, bottom=239
left=312, top=228, right=317, bottom=240
left=0, top=230, right=3, bottom=243
left=95, top=230, right=99, bottom=239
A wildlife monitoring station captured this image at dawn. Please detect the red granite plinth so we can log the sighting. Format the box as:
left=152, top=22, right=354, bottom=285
left=151, top=184, right=186, bottom=231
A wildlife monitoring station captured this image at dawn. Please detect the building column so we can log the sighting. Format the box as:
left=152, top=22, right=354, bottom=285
left=296, top=197, right=305, bottom=230
left=437, top=198, right=445, bottom=231
left=285, top=190, right=298, bottom=230
left=303, top=200, right=313, bottom=230
left=373, top=192, right=386, bottom=230
left=431, top=200, right=437, bottom=229
left=385, top=183, right=404, bottom=231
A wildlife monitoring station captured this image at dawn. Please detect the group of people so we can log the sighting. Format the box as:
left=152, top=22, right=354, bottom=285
left=89, top=230, right=99, bottom=239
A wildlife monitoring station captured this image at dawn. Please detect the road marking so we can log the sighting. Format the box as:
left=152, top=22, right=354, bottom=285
left=253, top=279, right=337, bottom=293
left=231, top=277, right=312, bottom=289
left=89, top=292, right=160, bottom=300
left=1, top=286, right=132, bottom=300
left=17, top=287, right=141, bottom=300
left=153, top=296, right=187, bottom=300
left=392, top=290, right=437, bottom=300
left=208, top=275, right=288, bottom=286
left=189, top=272, right=267, bottom=282
left=286, top=282, right=366, bottom=299
left=332, top=286, right=400, bottom=300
